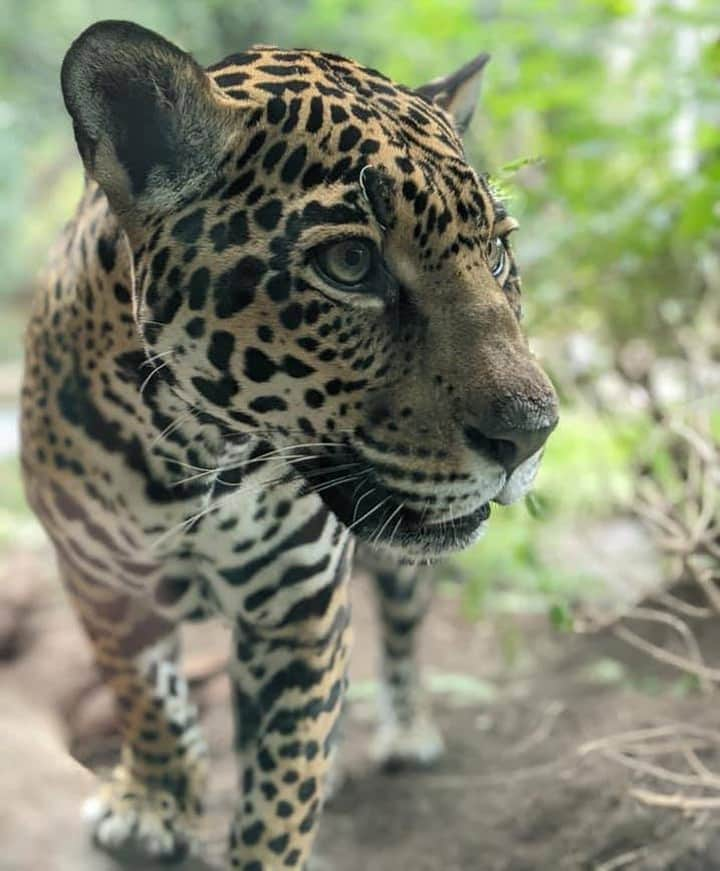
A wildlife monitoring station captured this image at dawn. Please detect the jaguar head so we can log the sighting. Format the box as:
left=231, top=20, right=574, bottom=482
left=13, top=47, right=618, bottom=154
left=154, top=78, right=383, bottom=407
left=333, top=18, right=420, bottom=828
left=62, top=20, right=558, bottom=558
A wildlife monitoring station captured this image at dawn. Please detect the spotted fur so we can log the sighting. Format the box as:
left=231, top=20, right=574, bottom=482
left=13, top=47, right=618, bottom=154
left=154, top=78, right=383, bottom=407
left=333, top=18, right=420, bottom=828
left=21, top=20, right=558, bottom=870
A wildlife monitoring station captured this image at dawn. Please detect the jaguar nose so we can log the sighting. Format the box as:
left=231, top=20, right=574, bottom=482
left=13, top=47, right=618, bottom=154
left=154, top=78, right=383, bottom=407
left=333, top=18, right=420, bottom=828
left=464, top=417, right=558, bottom=475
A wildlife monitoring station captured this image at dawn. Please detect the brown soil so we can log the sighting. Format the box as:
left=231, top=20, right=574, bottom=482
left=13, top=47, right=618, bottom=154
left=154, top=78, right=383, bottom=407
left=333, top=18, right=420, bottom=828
left=3, top=545, right=720, bottom=871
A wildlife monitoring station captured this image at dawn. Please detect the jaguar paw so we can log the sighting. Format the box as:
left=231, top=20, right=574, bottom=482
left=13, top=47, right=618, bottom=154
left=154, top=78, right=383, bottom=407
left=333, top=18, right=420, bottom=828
left=83, top=765, right=203, bottom=861
left=371, top=714, right=445, bottom=771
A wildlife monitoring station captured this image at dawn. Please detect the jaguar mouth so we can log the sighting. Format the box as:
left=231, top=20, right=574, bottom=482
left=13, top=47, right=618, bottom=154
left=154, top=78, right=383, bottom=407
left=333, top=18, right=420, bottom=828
left=294, top=448, right=490, bottom=557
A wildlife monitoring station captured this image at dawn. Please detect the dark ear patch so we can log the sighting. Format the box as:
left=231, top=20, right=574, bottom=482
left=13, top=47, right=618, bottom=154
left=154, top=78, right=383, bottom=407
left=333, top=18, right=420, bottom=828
left=61, top=20, right=234, bottom=222
left=359, top=166, right=396, bottom=230
left=100, top=74, right=178, bottom=197
left=416, top=53, right=490, bottom=135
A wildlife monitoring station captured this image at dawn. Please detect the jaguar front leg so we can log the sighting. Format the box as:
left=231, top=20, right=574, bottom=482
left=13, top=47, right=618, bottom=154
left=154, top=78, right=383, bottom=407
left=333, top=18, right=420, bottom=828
left=227, top=576, right=351, bottom=870
left=59, top=561, right=208, bottom=861
left=371, top=561, right=444, bottom=769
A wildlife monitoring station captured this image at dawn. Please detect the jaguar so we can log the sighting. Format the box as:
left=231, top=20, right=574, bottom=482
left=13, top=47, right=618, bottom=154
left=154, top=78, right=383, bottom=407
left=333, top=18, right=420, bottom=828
left=21, top=19, right=558, bottom=870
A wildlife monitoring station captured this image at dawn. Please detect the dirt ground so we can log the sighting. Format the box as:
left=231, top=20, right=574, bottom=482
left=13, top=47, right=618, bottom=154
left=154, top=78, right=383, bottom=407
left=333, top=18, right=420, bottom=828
left=4, top=544, right=720, bottom=871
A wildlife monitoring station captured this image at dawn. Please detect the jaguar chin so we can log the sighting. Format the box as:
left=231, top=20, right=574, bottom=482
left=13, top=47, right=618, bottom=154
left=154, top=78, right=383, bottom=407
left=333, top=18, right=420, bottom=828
left=293, top=441, right=549, bottom=558
left=302, top=463, right=492, bottom=556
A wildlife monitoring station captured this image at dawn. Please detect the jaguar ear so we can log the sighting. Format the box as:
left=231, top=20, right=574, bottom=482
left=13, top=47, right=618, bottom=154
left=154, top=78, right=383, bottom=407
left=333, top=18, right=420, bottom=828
left=415, top=53, right=490, bottom=135
left=61, top=20, right=235, bottom=227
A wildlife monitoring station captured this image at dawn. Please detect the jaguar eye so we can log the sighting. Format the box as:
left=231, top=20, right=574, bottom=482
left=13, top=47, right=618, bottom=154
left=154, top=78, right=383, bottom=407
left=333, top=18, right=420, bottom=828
left=314, top=239, right=374, bottom=288
left=486, top=237, right=506, bottom=278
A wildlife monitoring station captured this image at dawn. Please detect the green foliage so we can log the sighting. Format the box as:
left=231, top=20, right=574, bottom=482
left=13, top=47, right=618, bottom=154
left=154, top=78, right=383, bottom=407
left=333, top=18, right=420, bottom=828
left=549, top=603, right=574, bottom=633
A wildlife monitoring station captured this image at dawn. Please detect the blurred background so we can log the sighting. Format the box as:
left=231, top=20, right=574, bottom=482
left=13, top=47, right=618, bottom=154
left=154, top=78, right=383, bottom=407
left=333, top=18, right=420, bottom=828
left=1, top=2, right=719, bottom=870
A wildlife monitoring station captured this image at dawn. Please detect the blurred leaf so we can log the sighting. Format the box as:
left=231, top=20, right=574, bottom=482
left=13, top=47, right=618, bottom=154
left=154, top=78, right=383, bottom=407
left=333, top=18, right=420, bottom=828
left=549, top=602, right=574, bottom=633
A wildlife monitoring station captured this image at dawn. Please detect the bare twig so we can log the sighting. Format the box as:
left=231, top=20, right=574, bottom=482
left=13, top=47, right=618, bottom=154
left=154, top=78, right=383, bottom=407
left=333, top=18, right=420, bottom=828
left=581, top=722, right=720, bottom=821
left=629, top=789, right=720, bottom=811
left=595, top=846, right=650, bottom=871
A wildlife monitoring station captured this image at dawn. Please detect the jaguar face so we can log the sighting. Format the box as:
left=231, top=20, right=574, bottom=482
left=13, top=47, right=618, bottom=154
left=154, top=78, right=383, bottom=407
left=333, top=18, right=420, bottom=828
left=62, top=21, right=558, bottom=558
